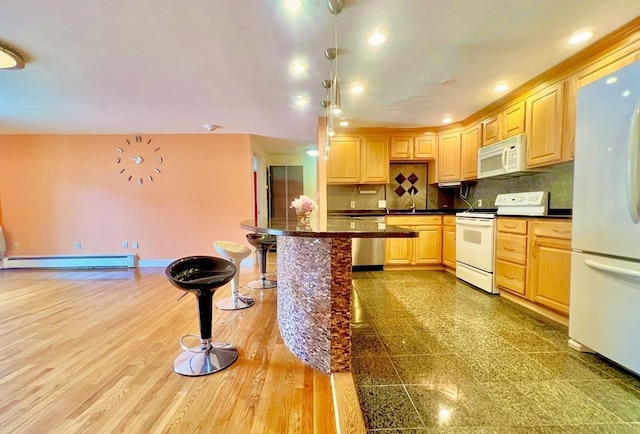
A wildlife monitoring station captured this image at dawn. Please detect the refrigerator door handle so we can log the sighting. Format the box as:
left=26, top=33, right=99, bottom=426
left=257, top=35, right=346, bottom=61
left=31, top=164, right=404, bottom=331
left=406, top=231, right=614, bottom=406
left=628, top=101, right=640, bottom=224
left=584, top=259, right=640, bottom=279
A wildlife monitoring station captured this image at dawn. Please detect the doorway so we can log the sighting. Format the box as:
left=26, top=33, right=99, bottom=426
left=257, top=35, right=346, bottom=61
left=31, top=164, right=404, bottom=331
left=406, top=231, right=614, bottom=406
left=268, top=166, right=303, bottom=219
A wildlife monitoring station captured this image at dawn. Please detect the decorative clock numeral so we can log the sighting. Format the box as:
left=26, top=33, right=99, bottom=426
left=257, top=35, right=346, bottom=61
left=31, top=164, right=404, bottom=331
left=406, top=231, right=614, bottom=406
left=148, top=175, right=153, bottom=181
left=116, top=157, right=121, bottom=163
left=157, top=157, right=163, bottom=163
left=135, top=136, right=142, bottom=142
left=137, top=178, right=143, bottom=184
left=128, top=175, right=133, bottom=181
left=117, top=147, right=123, bottom=152
left=155, top=168, right=161, bottom=174
left=120, top=168, right=125, bottom=174
left=154, top=147, right=160, bottom=152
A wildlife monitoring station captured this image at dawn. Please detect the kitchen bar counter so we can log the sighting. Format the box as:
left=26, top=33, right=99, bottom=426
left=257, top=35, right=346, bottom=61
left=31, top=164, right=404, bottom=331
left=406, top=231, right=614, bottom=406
left=241, top=217, right=416, bottom=375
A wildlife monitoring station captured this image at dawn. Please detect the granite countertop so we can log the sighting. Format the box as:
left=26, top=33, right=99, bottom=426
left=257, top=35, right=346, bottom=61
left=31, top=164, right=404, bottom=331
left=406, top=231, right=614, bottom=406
left=241, top=217, right=418, bottom=239
left=328, top=208, right=461, bottom=216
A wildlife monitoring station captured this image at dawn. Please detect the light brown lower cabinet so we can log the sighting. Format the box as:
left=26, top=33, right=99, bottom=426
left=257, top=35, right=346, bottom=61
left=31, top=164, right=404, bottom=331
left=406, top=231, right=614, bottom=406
left=495, top=217, right=572, bottom=316
left=385, top=215, right=442, bottom=266
left=442, top=215, right=456, bottom=269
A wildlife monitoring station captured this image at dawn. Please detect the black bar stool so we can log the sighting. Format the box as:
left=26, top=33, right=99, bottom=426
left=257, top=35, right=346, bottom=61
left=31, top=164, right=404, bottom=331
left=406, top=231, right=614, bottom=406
left=166, top=255, right=239, bottom=376
left=246, top=233, right=277, bottom=289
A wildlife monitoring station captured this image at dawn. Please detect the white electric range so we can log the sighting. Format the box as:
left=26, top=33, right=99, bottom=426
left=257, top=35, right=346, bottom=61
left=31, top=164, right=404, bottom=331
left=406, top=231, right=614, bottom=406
left=456, top=191, right=549, bottom=294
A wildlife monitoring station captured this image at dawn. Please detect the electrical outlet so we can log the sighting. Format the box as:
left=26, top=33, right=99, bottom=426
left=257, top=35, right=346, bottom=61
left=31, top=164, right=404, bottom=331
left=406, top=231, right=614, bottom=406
left=132, top=241, right=139, bottom=249
left=350, top=201, right=356, bottom=209
left=477, top=199, right=482, bottom=207
left=122, top=241, right=128, bottom=249
left=75, top=242, right=82, bottom=249
left=350, top=221, right=355, bottom=229
left=12, top=242, right=18, bottom=250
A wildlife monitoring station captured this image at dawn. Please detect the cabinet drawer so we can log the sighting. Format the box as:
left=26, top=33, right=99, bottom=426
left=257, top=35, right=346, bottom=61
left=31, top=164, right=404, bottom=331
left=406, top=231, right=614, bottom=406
left=496, top=233, right=527, bottom=265
left=533, top=220, right=572, bottom=240
left=386, top=215, right=442, bottom=226
left=497, top=218, right=527, bottom=234
left=495, top=260, right=526, bottom=296
left=443, top=215, right=456, bottom=226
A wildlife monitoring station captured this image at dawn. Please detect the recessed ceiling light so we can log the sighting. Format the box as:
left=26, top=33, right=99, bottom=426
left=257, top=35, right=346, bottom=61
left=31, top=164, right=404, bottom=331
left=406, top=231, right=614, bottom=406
left=0, top=44, right=25, bottom=70
left=621, top=90, right=631, bottom=98
left=283, top=0, right=301, bottom=12
left=203, top=124, right=219, bottom=132
left=339, top=120, right=349, bottom=127
left=307, top=149, right=319, bottom=157
left=442, top=115, right=453, bottom=124
left=494, top=83, right=509, bottom=93
left=569, top=29, right=594, bottom=45
left=368, top=29, right=386, bottom=46
left=350, top=83, right=364, bottom=94
left=290, top=59, right=306, bottom=75
left=294, top=95, right=308, bottom=106
left=441, top=78, right=457, bottom=86
left=332, top=107, right=342, bottom=115
left=605, top=77, right=618, bottom=85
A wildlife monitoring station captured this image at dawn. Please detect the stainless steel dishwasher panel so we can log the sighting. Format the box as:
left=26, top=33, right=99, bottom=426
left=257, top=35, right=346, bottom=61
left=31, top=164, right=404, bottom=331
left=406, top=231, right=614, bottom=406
left=351, top=216, right=386, bottom=266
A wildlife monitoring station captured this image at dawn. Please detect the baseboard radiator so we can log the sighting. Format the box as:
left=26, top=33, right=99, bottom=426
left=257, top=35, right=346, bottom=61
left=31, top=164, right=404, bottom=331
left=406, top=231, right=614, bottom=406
left=2, top=255, right=136, bottom=269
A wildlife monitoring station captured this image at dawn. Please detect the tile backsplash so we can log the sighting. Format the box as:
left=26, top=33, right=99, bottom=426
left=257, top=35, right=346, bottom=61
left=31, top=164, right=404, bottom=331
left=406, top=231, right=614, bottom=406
left=455, top=161, right=574, bottom=210
left=327, top=161, right=574, bottom=211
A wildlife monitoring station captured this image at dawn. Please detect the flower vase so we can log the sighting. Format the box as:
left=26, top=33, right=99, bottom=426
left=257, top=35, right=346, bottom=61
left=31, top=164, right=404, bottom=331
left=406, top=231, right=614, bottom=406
left=296, top=211, right=311, bottom=228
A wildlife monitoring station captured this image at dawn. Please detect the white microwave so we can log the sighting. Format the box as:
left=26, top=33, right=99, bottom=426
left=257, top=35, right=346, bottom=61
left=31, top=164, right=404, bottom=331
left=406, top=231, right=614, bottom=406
left=478, top=134, right=544, bottom=179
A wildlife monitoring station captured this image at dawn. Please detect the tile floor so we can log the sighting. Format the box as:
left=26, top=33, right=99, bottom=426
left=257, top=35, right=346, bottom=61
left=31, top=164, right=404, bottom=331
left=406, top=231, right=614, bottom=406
left=350, top=270, right=640, bottom=433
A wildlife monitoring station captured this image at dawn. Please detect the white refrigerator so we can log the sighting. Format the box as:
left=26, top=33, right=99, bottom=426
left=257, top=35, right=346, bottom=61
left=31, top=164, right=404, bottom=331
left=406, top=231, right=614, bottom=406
left=569, top=60, right=640, bottom=375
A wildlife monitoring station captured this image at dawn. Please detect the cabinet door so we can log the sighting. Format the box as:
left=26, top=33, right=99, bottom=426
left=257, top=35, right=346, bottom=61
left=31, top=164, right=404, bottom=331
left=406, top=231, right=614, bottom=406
left=529, top=236, right=571, bottom=314
left=327, top=136, right=360, bottom=183
left=390, top=137, right=413, bottom=160
left=482, top=115, right=500, bottom=146
left=414, top=135, right=437, bottom=159
left=525, top=83, right=564, bottom=168
left=361, top=136, right=389, bottom=183
left=461, top=123, right=482, bottom=180
left=503, top=100, right=526, bottom=138
left=442, top=226, right=456, bottom=269
left=385, top=237, right=413, bottom=265
left=437, top=132, right=461, bottom=182
left=414, top=225, right=442, bottom=264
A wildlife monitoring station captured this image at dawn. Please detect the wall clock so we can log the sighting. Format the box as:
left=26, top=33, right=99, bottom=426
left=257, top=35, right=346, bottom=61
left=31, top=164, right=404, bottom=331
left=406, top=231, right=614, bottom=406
left=115, top=135, right=163, bottom=184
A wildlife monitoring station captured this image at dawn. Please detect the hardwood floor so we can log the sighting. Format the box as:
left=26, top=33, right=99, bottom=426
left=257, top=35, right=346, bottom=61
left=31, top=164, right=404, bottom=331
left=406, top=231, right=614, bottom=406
left=0, top=264, right=340, bottom=433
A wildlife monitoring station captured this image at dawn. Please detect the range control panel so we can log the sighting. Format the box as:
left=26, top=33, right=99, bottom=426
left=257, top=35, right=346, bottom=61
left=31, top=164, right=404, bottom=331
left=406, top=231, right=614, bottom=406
left=495, top=191, right=548, bottom=216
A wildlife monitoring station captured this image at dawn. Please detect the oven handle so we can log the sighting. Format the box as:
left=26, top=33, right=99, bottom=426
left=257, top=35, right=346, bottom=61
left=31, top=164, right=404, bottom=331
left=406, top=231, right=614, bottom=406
left=456, top=218, right=494, bottom=227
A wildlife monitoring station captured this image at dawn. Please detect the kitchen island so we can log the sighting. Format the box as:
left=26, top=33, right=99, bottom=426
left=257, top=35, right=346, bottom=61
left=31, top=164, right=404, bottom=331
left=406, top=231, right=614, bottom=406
left=241, top=216, right=417, bottom=374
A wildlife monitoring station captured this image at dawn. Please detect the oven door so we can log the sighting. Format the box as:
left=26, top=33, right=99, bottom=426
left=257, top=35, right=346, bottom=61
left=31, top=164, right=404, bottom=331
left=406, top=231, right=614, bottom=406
left=455, top=216, right=495, bottom=272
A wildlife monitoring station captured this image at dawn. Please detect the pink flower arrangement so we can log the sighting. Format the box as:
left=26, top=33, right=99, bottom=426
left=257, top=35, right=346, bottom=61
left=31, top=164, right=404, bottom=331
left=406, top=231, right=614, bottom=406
left=290, top=195, right=317, bottom=214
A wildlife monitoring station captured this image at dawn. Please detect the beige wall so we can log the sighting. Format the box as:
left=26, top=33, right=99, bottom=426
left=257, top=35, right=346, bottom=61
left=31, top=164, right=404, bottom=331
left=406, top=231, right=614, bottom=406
left=0, top=134, right=254, bottom=262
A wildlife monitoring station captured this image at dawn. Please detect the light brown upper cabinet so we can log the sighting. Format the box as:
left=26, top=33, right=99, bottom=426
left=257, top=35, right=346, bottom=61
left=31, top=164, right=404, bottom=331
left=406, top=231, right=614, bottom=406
left=361, top=135, right=390, bottom=183
left=390, top=134, right=437, bottom=161
left=437, top=130, right=461, bottom=182
left=525, top=82, right=565, bottom=168
left=327, top=134, right=389, bottom=184
left=482, top=100, right=526, bottom=146
left=461, top=122, right=483, bottom=180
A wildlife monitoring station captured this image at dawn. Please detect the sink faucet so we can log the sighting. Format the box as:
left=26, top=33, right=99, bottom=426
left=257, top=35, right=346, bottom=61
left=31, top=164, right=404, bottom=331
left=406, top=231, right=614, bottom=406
left=410, top=191, right=416, bottom=213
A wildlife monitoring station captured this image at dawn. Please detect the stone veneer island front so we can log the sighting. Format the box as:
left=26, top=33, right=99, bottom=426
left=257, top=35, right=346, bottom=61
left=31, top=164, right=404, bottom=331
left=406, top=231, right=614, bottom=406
left=241, top=216, right=417, bottom=374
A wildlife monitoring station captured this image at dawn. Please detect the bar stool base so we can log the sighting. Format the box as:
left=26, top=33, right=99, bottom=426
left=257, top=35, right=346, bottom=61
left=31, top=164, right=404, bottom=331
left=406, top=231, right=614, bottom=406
left=247, top=279, right=277, bottom=289
left=216, top=295, right=256, bottom=310
left=173, top=344, right=238, bottom=376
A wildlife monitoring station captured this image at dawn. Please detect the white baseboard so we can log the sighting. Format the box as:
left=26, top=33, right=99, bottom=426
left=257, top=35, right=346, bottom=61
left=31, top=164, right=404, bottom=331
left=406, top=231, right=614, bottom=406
left=138, top=256, right=254, bottom=268
left=3, top=255, right=135, bottom=269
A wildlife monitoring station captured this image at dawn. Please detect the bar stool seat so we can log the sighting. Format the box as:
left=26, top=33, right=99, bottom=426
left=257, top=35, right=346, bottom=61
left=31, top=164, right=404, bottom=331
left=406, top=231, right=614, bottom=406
left=166, top=255, right=238, bottom=376
left=213, top=241, right=255, bottom=310
left=246, top=233, right=277, bottom=289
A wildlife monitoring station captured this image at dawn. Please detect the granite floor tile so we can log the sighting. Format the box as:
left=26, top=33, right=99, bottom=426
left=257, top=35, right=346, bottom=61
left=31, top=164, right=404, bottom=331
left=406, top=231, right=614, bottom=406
left=514, top=381, right=625, bottom=425
left=569, top=380, right=640, bottom=422
left=351, top=269, right=640, bottom=431
left=357, top=385, right=425, bottom=430
left=352, top=354, right=403, bottom=386
left=528, top=351, right=616, bottom=381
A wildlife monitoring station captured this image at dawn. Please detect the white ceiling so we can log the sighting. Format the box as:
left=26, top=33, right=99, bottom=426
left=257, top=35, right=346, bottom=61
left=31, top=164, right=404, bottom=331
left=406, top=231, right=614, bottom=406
left=0, top=0, right=638, bottom=154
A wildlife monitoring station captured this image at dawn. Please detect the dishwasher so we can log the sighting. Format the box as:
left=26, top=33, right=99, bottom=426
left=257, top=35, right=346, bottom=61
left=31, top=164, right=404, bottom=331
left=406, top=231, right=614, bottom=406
left=351, top=216, right=386, bottom=270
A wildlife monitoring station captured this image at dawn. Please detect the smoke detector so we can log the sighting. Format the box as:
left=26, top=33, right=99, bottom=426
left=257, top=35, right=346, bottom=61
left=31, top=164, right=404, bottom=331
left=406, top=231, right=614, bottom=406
left=204, top=124, right=219, bottom=132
